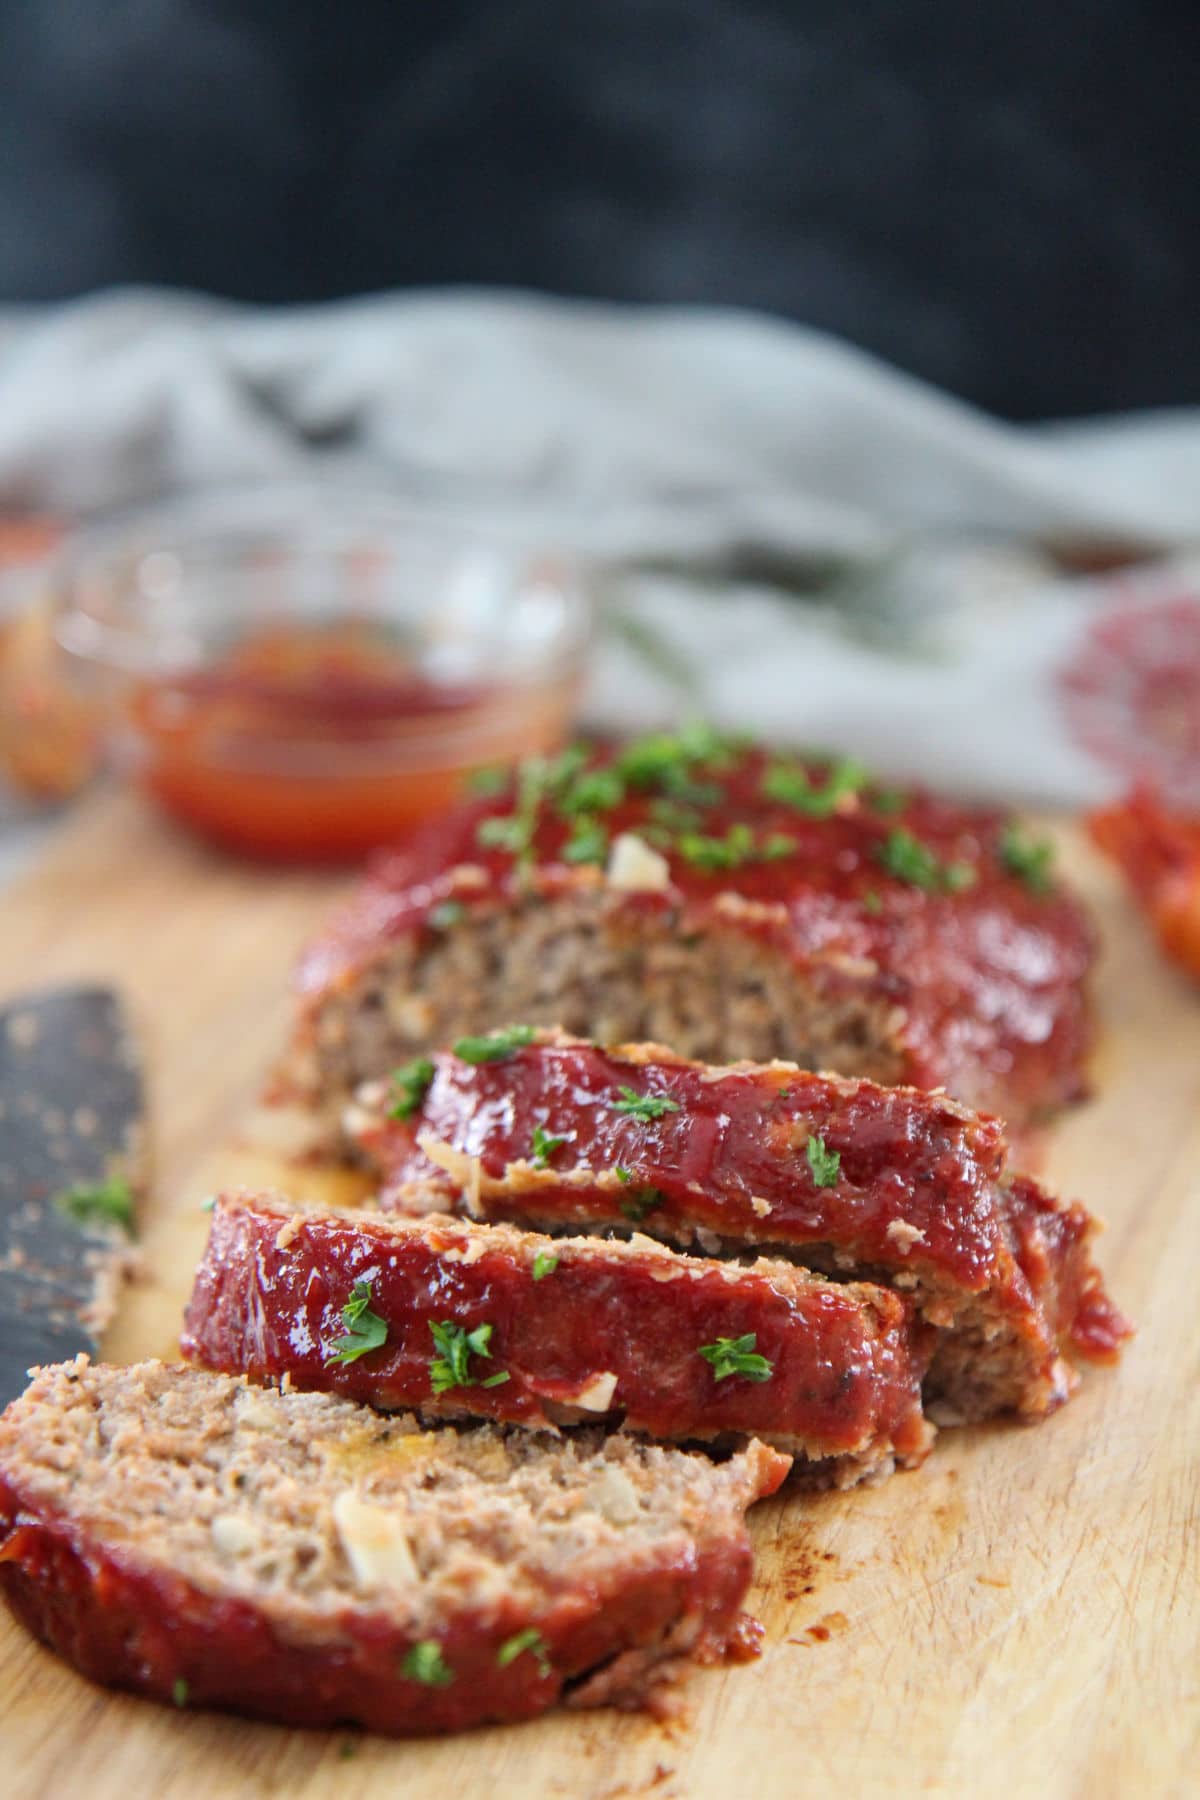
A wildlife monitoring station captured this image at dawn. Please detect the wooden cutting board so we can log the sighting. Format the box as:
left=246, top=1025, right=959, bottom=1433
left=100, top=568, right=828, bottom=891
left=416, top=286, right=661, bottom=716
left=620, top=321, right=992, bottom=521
left=1, top=790, right=1196, bottom=1800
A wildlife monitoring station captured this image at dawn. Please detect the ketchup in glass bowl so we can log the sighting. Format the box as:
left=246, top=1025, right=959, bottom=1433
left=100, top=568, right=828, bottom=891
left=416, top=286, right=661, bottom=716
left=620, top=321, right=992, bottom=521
left=51, top=486, right=592, bottom=860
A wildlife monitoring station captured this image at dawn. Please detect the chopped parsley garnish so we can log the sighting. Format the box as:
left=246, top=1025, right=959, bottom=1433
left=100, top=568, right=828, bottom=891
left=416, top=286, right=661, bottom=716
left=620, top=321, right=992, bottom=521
left=402, top=1641, right=454, bottom=1687
left=878, top=828, right=977, bottom=895
left=475, top=750, right=585, bottom=872
left=387, top=1056, right=435, bottom=1121
left=532, top=1251, right=559, bottom=1281
left=54, top=1174, right=136, bottom=1234
left=762, top=756, right=867, bottom=817
left=761, top=832, right=799, bottom=861
left=497, top=1627, right=552, bottom=1677
left=531, top=1125, right=566, bottom=1168
left=619, top=1185, right=663, bottom=1223
left=614, top=1166, right=633, bottom=1183
left=428, top=899, right=466, bottom=931
left=862, top=888, right=883, bottom=915
left=806, top=1134, right=841, bottom=1187
left=429, top=1319, right=504, bottom=1392
left=871, top=787, right=908, bottom=815
left=172, top=1677, right=189, bottom=1708
left=559, top=768, right=624, bottom=816
left=999, top=823, right=1055, bottom=893
left=615, top=724, right=736, bottom=793
left=467, top=765, right=510, bottom=798
left=611, top=1086, right=681, bottom=1121
left=677, top=822, right=755, bottom=870
left=453, top=1024, right=538, bottom=1063
left=561, top=817, right=609, bottom=865
left=698, top=1333, right=774, bottom=1383
left=326, top=1280, right=389, bottom=1365
left=476, top=814, right=529, bottom=853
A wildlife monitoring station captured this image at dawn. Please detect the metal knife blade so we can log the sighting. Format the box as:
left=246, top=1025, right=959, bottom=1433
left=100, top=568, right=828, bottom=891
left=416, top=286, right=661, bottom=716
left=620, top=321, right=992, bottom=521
left=0, top=984, right=146, bottom=1406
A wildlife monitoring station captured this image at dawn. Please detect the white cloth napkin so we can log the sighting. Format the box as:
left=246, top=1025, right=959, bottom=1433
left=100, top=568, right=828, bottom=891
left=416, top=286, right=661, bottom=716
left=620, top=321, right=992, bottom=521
left=2, top=286, right=1198, bottom=806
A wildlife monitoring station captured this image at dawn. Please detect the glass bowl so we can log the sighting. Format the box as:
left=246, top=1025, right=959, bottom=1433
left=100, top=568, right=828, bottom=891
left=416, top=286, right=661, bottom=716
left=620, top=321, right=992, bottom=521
left=50, top=484, right=592, bottom=861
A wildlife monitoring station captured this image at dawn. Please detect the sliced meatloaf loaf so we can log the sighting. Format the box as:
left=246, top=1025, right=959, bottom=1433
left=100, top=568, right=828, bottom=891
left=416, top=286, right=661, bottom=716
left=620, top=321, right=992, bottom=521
left=348, top=1032, right=1132, bottom=1422
left=0, top=1358, right=788, bottom=1733
left=279, top=730, right=1095, bottom=1138
left=182, top=1193, right=934, bottom=1487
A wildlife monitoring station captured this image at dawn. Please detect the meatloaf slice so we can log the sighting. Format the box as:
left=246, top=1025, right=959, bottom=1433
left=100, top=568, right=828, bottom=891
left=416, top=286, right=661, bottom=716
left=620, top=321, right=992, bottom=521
left=348, top=1032, right=1132, bottom=1423
left=0, top=1357, right=789, bottom=1733
left=278, top=731, right=1095, bottom=1139
left=182, top=1192, right=935, bottom=1487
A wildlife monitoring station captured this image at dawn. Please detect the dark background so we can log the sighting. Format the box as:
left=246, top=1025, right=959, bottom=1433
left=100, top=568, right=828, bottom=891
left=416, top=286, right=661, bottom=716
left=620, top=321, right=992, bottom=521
left=0, top=0, right=1196, bottom=421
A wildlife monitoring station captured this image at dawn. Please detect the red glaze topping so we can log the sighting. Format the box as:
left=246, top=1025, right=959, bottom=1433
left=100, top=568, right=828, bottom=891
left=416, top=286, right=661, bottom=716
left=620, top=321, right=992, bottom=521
left=353, top=1036, right=1131, bottom=1389
left=0, top=1471, right=773, bottom=1734
left=182, top=1196, right=934, bottom=1469
left=296, top=732, right=1095, bottom=1122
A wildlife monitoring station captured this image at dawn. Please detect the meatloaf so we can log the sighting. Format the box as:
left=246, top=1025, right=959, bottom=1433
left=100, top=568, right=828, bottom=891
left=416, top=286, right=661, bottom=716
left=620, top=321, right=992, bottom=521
left=279, top=730, right=1095, bottom=1138
left=0, top=1358, right=789, bottom=1733
left=182, top=1192, right=934, bottom=1487
left=348, top=1032, right=1131, bottom=1422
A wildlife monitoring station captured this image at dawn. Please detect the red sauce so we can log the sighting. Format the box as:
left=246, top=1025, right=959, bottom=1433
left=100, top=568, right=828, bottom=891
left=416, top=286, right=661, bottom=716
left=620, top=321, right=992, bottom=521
left=183, top=1197, right=933, bottom=1466
left=354, top=1037, right=1131, bottom=1386
left=127, top=625, right=577, bottom=861
left=298, top=738, right=1095, bottom=1124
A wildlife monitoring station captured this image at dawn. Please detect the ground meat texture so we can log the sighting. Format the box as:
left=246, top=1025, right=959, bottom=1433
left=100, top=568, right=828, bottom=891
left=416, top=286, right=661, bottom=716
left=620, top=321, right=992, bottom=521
left=277, top=738, right=1095, bottom=1138
left=0, top=1358, right=789, bottom=1734
left=182, top=1194, right=935, bottom=1487
left=349, top=1033, right=1132, bottom=1422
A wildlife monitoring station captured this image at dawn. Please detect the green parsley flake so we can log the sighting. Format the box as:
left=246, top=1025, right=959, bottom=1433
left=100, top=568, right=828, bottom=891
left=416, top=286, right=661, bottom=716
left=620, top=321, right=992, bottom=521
left=698, top=1333, right=774, bottom=1383
left=453, top=1025, right=538, bottom=1064
left=677, top=822, right=755, bottom=870
left=862, top=889, right=883, bottom=915
left=762, top=756, right=867, bottom=817
left=402, top=1641, right=454, bottom=1687
left=428, top=899, right=466, bottom=931
left=619, top=1185, right=663, bottom=1223
left=326, top=1280, right=389, bottom=1365
left=476, top=814, right=528, bottom=853
left=387, top=1056, right=435, bottom=1121
left=611, top=1085, right=681, bottom=1121
left=531, top=1124, right=567, bottom=1168
left=497, top=1627, right=553, bottom=1677
left=999, top=823, right=1055, bottom=893
left=806, top=1134, right=841, bottom=1188
left=562, top=817, right=609, bottom=865
left=871, top=787, right=908, bottom=815
left=54, top=1174, right=135, bottom=1234
left=429, top=1319, right=502, bottom=1393
left=172, top=1677, right=189, bottom=1708
left=761, top=832, right=799, bottom=861
left=878, top=828, right=977, bottom=895
left=559, top=768, right=625, bottom=816
left=532, top=1250, right=559, bottom=1281
left=614, top=1166, right=633, bottom=1183
left=615, top=724, right=736, bottom=794
left=467, top=765, right=510, bottom=798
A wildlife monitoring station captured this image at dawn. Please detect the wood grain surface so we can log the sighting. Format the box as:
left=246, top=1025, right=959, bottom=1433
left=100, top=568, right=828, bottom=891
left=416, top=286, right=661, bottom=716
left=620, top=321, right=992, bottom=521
left=0, top=789, right=1196, bottom=1800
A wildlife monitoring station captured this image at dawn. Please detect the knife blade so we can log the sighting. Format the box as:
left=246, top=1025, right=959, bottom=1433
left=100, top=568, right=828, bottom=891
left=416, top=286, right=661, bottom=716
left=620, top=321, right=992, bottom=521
left=0, top=984, right=147, bottom=1405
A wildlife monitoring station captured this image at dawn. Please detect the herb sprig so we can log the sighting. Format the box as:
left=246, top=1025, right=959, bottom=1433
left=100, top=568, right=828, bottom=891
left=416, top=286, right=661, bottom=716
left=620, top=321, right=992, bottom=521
left=387, top=1057, right=435, bottom=1121
left=698, top=1333, right=774, bottom=1383
left=805, top=1134, right=841, bottom=1188
left=611, top=1086, right=681, bottom=1122
left=326, top=1279, right=389, bottom=1365
left=453, top=1025, right=538, bottom=1064
left=429, top=1320, right=510, bottom=1392
left=403, top=1641, right=454, bottom=1686
left=999, top=823, right=1055, bottom=893
left=54, top=1174, right=136, bottom=1235
left=530, top=1124, right=566, bottom=1168
left=497, top=1628, right=552, bottom=1677
left=878, top=828, right=976, bottom=894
